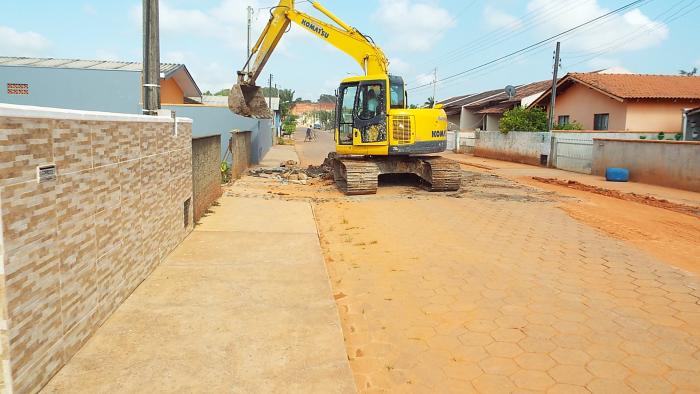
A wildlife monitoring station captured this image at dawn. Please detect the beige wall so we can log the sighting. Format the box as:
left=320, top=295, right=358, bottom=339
left=0, top=104, right=193, bottom=393
left=460, top=108, right=484, bottom=131
left=593, top=138, right=700, bottom=191
left=551, top=83, right=627, bottom=130
left=624, top=101, right=695, bottom=133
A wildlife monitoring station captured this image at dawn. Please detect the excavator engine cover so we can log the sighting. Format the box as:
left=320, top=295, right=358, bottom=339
left=228, top=83, right=271, bottom=118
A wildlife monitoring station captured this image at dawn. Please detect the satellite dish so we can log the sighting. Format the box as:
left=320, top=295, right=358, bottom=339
left=505, top=85, right=517, bottom=100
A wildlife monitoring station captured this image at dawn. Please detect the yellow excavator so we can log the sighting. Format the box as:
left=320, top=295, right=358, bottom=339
left=229, top=0, right=461, bottom=195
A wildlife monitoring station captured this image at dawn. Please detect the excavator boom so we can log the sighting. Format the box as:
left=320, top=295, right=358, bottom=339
left=228, top=0, right=389, bottom=117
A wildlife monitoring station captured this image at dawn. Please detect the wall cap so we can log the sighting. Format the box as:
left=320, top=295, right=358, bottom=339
left=593, top=137, right=700, bottom=145
left=0, top=103, right=193, bottom=123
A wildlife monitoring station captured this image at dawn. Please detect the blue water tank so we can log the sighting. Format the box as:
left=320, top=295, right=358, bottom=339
left=605, top=167, right=629, bottom=182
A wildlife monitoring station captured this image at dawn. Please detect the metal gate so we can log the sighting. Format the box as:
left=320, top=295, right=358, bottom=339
left=554, top=137, right=593, bottom=174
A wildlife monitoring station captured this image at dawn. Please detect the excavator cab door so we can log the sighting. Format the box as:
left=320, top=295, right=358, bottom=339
left=352, top=80, right=388, bottom=147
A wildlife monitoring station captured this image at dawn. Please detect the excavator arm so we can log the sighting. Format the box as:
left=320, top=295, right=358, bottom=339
left=229, top=0, right=389, bottom=117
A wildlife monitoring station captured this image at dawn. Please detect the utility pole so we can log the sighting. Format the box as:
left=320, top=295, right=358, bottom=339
left=547, top=42, right=561, bottom=131
left=432, top=67, right=437, bottom=108
left=247, top=6, right=254, bottom=74
left=268, top=73, right=273, bottom=110
left=268, top=73, right=274, bottom=143
left=142, top=0, right=160, bottom=115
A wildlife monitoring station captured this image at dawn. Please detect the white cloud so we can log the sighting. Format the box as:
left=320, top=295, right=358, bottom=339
left=412, top=72, right=435, bottom=87
left=527, top=0, right=668, bottom=53
left=585, top=57, right=622, bottom=70
left=374, top=0, right=455, bottom=52
left=130, top=0, right=262, bottom=51
left=82, top=3, right=97, bottom=15
left=0, top=26, right=50, bottom=56
left=483, top=5, right=522, bottom=30
left=389, top=57, right=411, bottom=75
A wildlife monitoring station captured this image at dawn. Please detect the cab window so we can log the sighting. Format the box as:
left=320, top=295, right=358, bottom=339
left=356, top=83, right=384, bottom=120
left=337, top=84, right=357, bottom=145
left=389, top=76, right=405, bottom=109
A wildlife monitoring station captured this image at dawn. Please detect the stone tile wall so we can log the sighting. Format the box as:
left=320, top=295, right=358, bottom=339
left=191, top=135, right=222, bottom=223
left=0, top=104, right=193, bottom=393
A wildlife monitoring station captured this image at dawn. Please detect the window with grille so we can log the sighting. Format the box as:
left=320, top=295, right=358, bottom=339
left=594, top=113, right=609, bottom=130
left=7, top=83, right=29, bottom=95
left=558, top=115, right=570, bottom=125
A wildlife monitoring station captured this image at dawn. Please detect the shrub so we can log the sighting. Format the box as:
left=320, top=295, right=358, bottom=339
left=657, top=132, right=665, bottom=140
left=499, top=106, right=548, bottom=133
left=675, top=132, right=683, bottom=141
left=553, top=121, right=584, bottom=130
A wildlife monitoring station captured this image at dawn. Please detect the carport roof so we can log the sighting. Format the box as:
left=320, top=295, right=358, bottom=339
left=0, top=56, right=202, bottom=97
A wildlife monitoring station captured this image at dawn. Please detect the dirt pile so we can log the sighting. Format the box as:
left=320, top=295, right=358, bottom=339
left=248, top=159, right=333, bottom=185
left=532, top=177, right=700, bottom=218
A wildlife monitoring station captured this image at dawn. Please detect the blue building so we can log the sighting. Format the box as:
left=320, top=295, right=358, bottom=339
left=0, top=56, right=272, bottom=163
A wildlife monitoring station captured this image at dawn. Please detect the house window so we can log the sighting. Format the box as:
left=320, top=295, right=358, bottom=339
left=558, top=115, right=570, bottom=125
left=594, top=113, right=609, bottom=130
left=7, top=83, right=29, bottom=95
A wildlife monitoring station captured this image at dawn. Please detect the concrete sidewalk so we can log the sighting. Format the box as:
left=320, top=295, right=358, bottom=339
left=42, top=146, right=356, bottom=393
left=443, top=152, right=700, bottom=208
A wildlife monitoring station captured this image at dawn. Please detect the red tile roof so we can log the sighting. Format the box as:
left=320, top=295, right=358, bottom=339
left=569, top=73, right=700, bottom=100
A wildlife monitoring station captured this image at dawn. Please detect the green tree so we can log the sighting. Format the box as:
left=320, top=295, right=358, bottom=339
left=262, top=87, right=280, bottom=96
left=319, top=94, right=336, bottom=103
left=278, top=88, right=295, bottom=119
left=679, top=67, right=698, bottom=76
left=424, top=96, right=435, bottom=108
left=214, top=88, right=230, bottom=96
left=499, top=106, right=548, bottom=133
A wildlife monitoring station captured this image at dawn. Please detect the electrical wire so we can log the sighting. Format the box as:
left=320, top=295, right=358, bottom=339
left=563, top=0, right=700, bottom=70
left=407, top=0, right=650, bottom=92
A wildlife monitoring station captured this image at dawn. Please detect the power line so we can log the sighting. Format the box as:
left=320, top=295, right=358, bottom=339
left=408, top=0, right=649, bottom=92
left=563, top=0, right=700, bottom=70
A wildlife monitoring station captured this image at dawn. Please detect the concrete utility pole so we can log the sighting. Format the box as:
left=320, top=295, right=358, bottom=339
left=143, top=0, right=161, bottom=115
left=269, top=73, right=274, bottom=142
left=247, top=6, right=254, bottom=74
left=547, top=42, right=561, bottom=131
left=432, top=68, right=437, bottom=108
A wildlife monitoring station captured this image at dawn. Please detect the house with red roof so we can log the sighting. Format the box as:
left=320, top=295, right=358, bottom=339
left=529, top=73, right=700, bottom=133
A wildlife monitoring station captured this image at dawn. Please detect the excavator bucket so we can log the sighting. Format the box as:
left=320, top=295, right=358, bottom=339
left=228, top=83, right=271, bottom=118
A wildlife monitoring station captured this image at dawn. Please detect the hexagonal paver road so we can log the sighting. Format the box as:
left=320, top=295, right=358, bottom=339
left=315, top=191, right=700, bottom=393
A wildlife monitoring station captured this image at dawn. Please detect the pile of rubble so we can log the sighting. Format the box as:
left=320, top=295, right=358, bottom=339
left=248, top=160, right=333, bottom=185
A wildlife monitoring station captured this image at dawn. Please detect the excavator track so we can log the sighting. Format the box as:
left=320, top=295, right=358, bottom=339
left=420, top=157, right=462, bottom=192
left=328, top=154, right=461, bottom=195
left=331, top=157, right=380, bottom=195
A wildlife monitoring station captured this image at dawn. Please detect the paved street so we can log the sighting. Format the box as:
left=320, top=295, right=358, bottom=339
left=295, top=133, right=700, bottom=393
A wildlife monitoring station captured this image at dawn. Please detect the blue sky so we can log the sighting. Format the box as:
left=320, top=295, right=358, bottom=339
left=2, top=0, right=699, bottom=105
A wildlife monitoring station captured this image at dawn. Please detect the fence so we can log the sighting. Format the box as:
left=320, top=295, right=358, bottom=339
left=447, top=131, right=476, bottom=153
left=0, top=103, right=194, bottom=393
left=474, top=131, right=662, bottom=173
left=192, top=135, right=223, bottom=222
left=592, top=138, right=700, bottom=192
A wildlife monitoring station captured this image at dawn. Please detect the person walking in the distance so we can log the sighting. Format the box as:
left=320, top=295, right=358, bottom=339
left=305, top=125, right=314, bottom=142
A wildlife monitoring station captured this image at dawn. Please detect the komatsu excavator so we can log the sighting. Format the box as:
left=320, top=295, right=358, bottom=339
left=229, top=0, right=461, bottom=195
